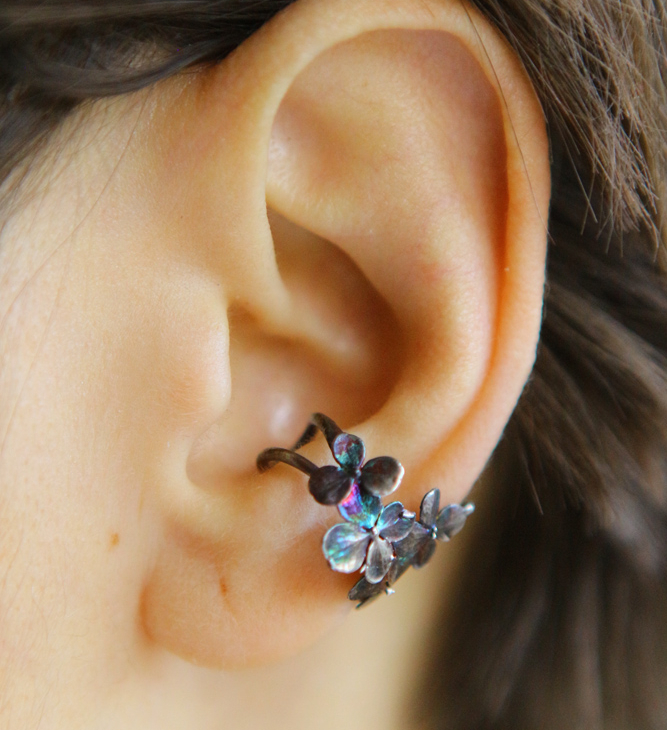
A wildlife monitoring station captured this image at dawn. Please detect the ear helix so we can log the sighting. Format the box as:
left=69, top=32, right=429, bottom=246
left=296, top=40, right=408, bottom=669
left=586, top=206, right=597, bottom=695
left=257, top=413, right=474, bottom=607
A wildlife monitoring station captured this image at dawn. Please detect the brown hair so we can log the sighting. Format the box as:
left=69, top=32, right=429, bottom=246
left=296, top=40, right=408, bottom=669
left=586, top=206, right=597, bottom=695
left=428, top=3, right=667, bottom=728
left=2, top=1, right=667, bottom=727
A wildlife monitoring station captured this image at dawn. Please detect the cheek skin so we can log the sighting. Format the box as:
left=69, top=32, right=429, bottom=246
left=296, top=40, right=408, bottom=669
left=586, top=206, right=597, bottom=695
left=0, top=249, right=161, bottom=711
left=0, top=182, right=354, bottom=673
left=0, top=181, right=237, bottom=681
left=0, top=105, right=368, bottom=680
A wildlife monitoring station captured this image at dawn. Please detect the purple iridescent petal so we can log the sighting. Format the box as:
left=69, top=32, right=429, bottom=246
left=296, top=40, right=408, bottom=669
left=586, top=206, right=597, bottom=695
left=377, top=503, right=415, bottom=542
left=338, top=482, right=382, bottom=529
left=322, top=523, right=370, bottom=573
left=332, top=433, right=366, bottom=472
left=365, top=536, right=395, bottom=584
left=359, top=456, right=405, bottom=497
left=436, top=503, right=475, bottom=539
left=419, top=488, right=440, bottom=527
left=308, top=465, right=352, bottom=505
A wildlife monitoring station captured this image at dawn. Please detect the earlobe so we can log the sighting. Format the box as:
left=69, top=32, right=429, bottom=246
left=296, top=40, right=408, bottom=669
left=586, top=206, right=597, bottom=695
left=138, top=0, right=549, bottom=668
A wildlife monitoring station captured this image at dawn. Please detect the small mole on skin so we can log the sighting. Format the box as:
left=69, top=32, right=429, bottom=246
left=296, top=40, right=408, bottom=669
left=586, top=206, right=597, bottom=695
left=110, top=533, right=120, bottom=548
left=219, top=580, right=228, bottom=597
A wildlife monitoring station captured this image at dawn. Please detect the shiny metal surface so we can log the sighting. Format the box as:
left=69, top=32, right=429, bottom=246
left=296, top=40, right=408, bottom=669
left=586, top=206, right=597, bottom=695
left=257, top=414, right=475, bottom=608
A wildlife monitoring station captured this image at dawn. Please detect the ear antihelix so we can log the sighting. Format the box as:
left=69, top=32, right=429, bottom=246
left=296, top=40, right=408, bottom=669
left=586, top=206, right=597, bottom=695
left=264, top=13, right=548, bottom=507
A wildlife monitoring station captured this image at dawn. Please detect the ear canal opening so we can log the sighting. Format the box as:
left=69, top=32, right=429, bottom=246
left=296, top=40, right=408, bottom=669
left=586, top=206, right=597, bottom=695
left=185, top=210, right=404, bottom=489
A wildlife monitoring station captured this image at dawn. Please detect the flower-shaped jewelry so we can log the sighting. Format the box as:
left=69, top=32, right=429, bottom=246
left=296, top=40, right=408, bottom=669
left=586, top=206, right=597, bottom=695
left=256, top=414, right=475, bottom=608
left=257, top=413, right=405, bottom=505
left=394, top=488, right=476, bottom=568
left=322, top=484, right=415, bottom=583
left=348, top=488, right=475, bottom=607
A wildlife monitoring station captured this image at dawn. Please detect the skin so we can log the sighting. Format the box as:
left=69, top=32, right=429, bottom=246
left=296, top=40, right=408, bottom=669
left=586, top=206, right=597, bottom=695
left=0, top=0, right=550, bottom=727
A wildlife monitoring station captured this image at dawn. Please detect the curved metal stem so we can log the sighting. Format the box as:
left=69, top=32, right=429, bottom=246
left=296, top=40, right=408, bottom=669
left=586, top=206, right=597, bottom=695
left=292, top=412, right=344, bottom=452
left=256, top=447, right=318, bottom=476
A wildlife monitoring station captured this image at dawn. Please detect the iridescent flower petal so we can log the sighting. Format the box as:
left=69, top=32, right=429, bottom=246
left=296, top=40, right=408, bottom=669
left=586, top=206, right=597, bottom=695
left=359, top=456, right=405, bottom=497
left=381, top=515, right=415, bottom=542
left=393, top=521, right=431, bottom=562
left=348, top=576, right=386, bottom=606
left=413, top=538, right=437, bottom=568
left=308, top=465, right=352, bottom=505
left=386, top=554, right=411, bottom=585
left=436, top=503, right=475, bottom=539
left=338, top=482, right=382, bottom=528
left=332, top=433, right=366, bottom=472
left=419, top=488, right=441, bottom=527
left=322, top=523, right=370, bottom=573
left=378, top=503, right=415, bottom=542
left=376, top=502, right=404, bottom=532
left=365, top=536, right=395, bottom=583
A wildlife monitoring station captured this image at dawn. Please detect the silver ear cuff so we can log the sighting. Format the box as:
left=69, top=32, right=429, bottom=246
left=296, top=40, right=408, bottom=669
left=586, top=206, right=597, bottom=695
left=257, top=413, right=474, bottom=608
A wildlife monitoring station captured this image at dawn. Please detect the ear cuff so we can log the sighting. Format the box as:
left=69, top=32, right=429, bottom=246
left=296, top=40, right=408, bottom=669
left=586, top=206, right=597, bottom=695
left=257, top=413, right=474, bottom=608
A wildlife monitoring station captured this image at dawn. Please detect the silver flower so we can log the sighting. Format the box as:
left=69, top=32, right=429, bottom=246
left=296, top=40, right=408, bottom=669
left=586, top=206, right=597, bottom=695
left=322, top=484, right=415, bottom=583
left=395, top=488, right=475, bottom=568
left=348, top=489, right=475, bottom=607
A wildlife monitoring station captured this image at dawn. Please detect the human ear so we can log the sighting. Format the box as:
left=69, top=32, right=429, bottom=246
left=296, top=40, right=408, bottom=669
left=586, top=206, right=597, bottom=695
left=120, top=0, right=551, bottom=667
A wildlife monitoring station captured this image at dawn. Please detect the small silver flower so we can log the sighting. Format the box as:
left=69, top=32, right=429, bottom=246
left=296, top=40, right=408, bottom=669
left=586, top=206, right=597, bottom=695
left=308, top=432, right=405, bottom=505
left=348, top=489, right=475, bottom=608
left=322, top=484, right=415, bottom=583
left=395, top=488, right=475, bottom=568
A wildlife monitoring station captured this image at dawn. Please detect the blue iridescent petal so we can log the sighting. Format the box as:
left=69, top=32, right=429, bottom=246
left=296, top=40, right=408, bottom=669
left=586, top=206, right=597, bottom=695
left=338, top=482, right=382, bottom=528
left=377, top=502, right=415, bottom=542
left=322, top=523, right=370, bottom=573
left=332, top=433, right=366, bottom=472
left=364, top=536, right=394, bottom=583
left=419, top=488, right=440, bottom=527
left=436, top=503, right=475, bottom=540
